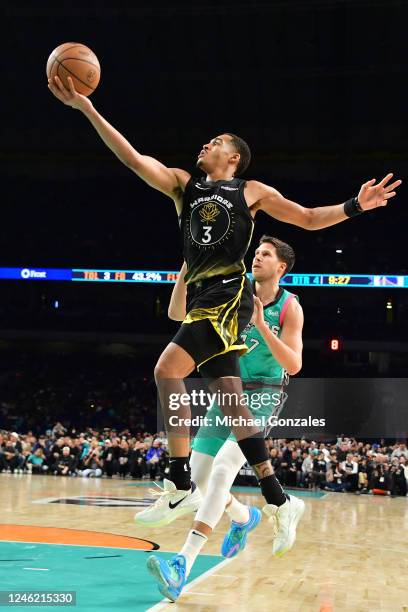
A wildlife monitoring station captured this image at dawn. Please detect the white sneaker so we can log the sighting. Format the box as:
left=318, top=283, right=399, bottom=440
left=134, top=479, right=202, bottom=528
left=263, top=495, right=305, bottom=557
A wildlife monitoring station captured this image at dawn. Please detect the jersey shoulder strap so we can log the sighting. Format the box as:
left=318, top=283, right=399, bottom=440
left=279, top=289, right=299, bottom=326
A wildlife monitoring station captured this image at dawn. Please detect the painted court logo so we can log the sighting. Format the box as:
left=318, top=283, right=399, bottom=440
left=32, top=495, right=151, bottom=507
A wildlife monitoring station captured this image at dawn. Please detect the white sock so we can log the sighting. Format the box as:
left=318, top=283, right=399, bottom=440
left=225, top=495, right=250, bottom=524
left=179, top=529, right=208, bottom=576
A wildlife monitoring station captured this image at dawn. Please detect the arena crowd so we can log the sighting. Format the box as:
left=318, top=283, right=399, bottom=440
left=0, top=426, right=407, bottom=497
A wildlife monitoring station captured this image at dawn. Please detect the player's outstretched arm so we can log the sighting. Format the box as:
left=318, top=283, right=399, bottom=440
left=252, top=296, right=303, bottom=375
left=168, top=262, right=187, bottom=321
left=47, top=76, right=190, bottom=204
left=246, top=175, right=401, bottom=230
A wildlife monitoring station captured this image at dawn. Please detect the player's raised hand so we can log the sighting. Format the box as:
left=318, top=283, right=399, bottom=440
left=357, top=173, right=402, bottom=210
left=48, top=76, right=93, bottom=113
left=251, top=296, right=265, bottom=329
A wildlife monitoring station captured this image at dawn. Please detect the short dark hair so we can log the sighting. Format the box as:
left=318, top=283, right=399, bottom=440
left=259, top=235, right=295, bottom=274
left=225, top=133, right=251, bottom=176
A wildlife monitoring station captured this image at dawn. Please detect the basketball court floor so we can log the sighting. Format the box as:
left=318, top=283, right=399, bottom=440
left=1, top=474, right=407, bottom=611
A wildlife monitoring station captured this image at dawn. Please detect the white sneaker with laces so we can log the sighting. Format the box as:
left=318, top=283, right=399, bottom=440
left=263, top=494, right=305, bottom=557
left=134, top=479, right=202, bottom=528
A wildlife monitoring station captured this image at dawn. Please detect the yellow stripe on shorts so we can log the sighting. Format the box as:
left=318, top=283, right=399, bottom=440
left=183, top=275, right=248, bottom=363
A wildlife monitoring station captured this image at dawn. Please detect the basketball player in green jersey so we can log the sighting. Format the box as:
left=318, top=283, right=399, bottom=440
left=147, top=235, right=304, bottom=602
left=48, top=76, right=401, bottom=531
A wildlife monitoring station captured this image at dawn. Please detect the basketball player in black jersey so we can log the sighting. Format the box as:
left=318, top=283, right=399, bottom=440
left=48, top=76, right=401, bottom=528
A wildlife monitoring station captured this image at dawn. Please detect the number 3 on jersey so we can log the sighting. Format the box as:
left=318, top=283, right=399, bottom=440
left=202, top=226, right=212, bottom=244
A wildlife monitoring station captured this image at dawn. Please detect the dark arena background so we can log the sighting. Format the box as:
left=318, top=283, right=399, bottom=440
left=1, top=2, right=407, bottom=611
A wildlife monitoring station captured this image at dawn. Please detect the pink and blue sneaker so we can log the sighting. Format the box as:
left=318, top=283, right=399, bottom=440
left=221, top=506, right=262, bottom=558
left=147, top=554, right=187, bottom=602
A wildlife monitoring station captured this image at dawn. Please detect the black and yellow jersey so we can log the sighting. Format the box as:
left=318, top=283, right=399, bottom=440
left=179, top=177, right=254, bottom=284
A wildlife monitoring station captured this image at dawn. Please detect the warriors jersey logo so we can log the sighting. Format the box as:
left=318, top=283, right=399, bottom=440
left=190, top=199, right=233, bottom=247
left=199, top=202, right=221, bottom=222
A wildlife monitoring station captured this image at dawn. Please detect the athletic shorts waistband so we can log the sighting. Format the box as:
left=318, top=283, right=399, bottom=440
left=187, top=272, right=246, bottom=291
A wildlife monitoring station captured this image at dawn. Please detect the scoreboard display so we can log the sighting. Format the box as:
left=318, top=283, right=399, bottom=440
left=72, top=270, right=169, bottom=283
left=70, top=271, right=408, bottom=288
left=0, top=267, right=406, bottom=288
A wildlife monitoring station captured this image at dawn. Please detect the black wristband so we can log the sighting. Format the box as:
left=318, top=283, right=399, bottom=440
left=344, top=196, right=364, bottom=218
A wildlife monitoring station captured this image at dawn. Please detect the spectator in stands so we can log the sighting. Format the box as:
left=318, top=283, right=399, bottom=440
left=400, top=456, right=408, bottom=478
left=0, top=437, right=21, bottom=473
left=102, top=438, right=120, bottom=477
left=69, top=438, right=82, bottom=471
left=118, top=440, right=130, bottom=478
left=329, top=450, right=338, bottom=465
left=390, top=458, right=407, bottom=496
left=279, top=444, right=292, bottom=484
left=341, top=453, right=359, bottom=492
left=82, top=446, right=103, bottom=478
left=300, top=451, right=313, bottom=488
left=269, top=447, right=283, bottom=483
left=130, top=439, right=147, bottom=479
left=369, top=462, right=391, bottom=494
left=391, top=442, right=408, bottom=461
left=312, top=452, right=327, bottom=489
left=323, top=461, right=346, bottom=492
left=52, top=422, right=67, bottom=437
left=26, top=448, right=47, bottom=474
left=55, top=446, right=75, bottom=476
left=154, top=431, right=168, bottom=447
left=48, top=437, right=65, bottom=472
left=336, top=440, right=350, bottom=462
left=143, top=433, right=154, bottom=447
left=285, top=450, right=302, bottom=487
left=35, top=435, right=50, bottom=454
left=357, top=457, right=369, bottom=493
left=20, top=440, right=33, bottom=470
left=10, top=432, right=23, bottom=454
left=145, top=439, right=165, bottom=480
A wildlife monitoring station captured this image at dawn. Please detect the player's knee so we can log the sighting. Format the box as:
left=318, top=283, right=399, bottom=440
left=154, top=357, right=174, bottom=380
left=211, top=458, right=235, bottom=485
left=192, top=470, right=210, bottom=494
left=154, top=352, right=191, bottom=380
left=210, top=377, right=242, bottom=415
left=190, top=451, right=213, bottom=493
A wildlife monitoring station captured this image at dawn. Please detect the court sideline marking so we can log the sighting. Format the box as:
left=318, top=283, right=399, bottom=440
left=146, top=557, right=234, bottom=611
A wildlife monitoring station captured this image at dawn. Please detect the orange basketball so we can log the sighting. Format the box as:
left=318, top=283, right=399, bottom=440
left=46, top=42, right=100, bottom=97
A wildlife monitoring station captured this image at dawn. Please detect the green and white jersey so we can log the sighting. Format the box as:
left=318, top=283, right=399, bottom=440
left=239, top=285, right=298, bottom=386
left=191, top=285, right=299, bottom=456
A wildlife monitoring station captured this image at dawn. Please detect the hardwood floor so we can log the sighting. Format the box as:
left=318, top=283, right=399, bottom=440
left=1, top=474, right=407, bottom=611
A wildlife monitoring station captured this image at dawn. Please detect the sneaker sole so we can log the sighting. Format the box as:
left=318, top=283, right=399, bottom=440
left=146, top=556, right=179, bottom=603
left=274, top=500, right=305, bottom=558
left=134, top=501, right=200, bottom=528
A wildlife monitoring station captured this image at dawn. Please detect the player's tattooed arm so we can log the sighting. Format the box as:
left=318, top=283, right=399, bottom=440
left=245, top=176, right=401, bottom=230
left=168, top=262, right=188, bottom=321
left=48, top=75, right=190, bottom=208
left=253, top=460, right=274, bottom=479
